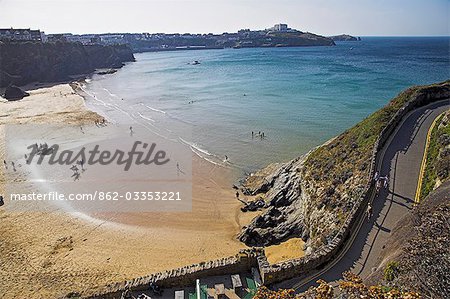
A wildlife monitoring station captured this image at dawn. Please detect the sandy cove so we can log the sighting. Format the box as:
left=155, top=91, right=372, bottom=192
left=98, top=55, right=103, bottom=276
left=0, top=83, right=302, bottom=298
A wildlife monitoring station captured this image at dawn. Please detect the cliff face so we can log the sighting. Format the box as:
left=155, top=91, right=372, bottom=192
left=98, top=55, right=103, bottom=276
left=239, top=81, right=450, bottom=252
left=0, top=41, right=135, bottom=87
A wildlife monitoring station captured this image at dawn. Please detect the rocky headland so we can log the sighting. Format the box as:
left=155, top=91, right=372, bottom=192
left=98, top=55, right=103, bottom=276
left=239, top=80, right=450, bottom=254
left=0, top=41, right=135, bottom=88
left=329, top=34, right=361, bottom=41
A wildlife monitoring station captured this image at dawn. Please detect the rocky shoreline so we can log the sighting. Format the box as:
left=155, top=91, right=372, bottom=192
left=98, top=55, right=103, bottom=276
left=238, top=80, right=450, bottom=255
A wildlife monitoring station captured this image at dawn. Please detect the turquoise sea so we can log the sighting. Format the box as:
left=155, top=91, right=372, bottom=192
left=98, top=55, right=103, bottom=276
left=83, top=37, right=450, bottom=175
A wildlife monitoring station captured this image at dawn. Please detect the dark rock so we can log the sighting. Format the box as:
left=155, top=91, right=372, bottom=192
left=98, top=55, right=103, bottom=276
left=0, top=41, right=135, bottom=88
left=3, top=85, right=29, bottom=100
left=96, top=69, right=118, bottom=75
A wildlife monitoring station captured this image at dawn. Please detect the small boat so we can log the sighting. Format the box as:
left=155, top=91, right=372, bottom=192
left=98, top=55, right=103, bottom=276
left=192, top=60, right=201, bottom=65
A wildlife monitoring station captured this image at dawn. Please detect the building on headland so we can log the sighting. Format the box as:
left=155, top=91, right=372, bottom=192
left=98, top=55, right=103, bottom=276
left=273, top=24, right=288, bottom=32
left=0, top=28, right=46, bottom=42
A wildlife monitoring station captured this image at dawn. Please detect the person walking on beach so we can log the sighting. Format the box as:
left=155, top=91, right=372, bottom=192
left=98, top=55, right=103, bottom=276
left=235, top=191, right=240, bottom=200
left=252, top=131, right=254, bottom=139
left=3, top=160, right=7, bottom=169
left=367, top=203, right=373, bottom=222
left=11, top=162, right=16, bottom=172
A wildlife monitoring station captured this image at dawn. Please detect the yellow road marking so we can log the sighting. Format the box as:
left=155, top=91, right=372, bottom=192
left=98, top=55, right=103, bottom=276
left=414, top=111, right=448, bottom=204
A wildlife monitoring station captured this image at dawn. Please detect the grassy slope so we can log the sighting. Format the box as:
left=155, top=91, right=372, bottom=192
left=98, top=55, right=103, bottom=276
left=420, top=110, right=450, bottom=200
left=302, top=80, right=450, bottom=227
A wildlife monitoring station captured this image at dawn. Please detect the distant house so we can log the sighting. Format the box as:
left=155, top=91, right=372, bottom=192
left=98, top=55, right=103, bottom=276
left=100, top=34, right=126, bottom=45
left=0, top=28, right=46, bottom=41
left=273, top=24, right=288, bottom=32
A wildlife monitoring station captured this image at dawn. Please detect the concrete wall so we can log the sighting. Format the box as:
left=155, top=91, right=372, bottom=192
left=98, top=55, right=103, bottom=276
left=258, top=83, right=450, bottom=285
left=86, top=249, right=261, bottom=298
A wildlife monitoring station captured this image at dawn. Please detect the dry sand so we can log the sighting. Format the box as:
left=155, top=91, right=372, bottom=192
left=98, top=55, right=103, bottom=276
left=0, top=84, right=259, bottom=298
left=264, top=238, right=305, bottom=264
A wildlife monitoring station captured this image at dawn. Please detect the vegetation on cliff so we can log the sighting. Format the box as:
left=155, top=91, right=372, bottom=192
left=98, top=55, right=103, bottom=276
left=419, top=110, right=450, bottom=200
left=240, top=80, right=450, bottom=250
left=0, top=41, right=135, bottom=88
left=251, top=183, right=449, bottom=299
left=254, top=272, right=420, bottom=299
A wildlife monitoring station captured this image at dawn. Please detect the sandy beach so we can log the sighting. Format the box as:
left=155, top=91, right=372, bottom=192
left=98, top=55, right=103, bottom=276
left=0, top=83, right=259, bottom=298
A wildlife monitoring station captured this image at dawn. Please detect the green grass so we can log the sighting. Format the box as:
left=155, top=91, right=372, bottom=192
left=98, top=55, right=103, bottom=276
left=420, top=112, right=450, bottom=200
left=303, top=81, right=450, bottom=213
left=384, top=261, right=400, bottom=282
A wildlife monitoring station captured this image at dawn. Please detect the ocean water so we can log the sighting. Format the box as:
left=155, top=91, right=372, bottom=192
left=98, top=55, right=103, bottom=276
left=83, top=37, right=450, bottom=175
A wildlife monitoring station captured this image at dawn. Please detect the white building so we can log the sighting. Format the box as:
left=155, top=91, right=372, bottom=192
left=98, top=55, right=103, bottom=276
left=273, top=24, right=288, bottom=32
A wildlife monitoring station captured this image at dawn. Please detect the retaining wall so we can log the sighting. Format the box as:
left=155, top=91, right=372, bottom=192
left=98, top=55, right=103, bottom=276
left=86, top=249, right=261, bottom=298
left=258, top=82, right=450, bottom=285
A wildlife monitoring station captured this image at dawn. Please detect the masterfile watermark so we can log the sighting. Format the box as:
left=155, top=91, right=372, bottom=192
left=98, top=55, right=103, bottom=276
left=26, top=141, right=170, bottom=171
left=3, top=124, right=193, bottom=212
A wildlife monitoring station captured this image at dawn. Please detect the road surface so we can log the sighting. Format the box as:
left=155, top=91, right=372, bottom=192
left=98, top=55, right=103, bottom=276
left=277, top=99, right=450, bottom=291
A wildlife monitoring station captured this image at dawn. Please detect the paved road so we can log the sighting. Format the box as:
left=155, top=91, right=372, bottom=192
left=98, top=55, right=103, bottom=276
left=278, top=99, right=450, bottom=291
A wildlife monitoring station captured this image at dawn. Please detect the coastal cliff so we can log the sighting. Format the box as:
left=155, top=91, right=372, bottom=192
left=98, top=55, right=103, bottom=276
left=0, top=41, right=135, bottom=88
left=239, top=81, right=450, bottom=252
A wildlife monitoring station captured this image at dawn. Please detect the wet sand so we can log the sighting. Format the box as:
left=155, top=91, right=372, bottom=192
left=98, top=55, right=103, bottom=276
left=0, top=83, right=257, bottom=298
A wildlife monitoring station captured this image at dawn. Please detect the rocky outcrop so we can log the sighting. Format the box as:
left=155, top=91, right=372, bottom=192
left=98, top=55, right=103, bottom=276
left=2, top=85, right=30, bottom=100
left=329, top=34, right=361, bottom=41
left=0, top=41, right=135, bottom=87
left=239, top=81, right=450, bottom=252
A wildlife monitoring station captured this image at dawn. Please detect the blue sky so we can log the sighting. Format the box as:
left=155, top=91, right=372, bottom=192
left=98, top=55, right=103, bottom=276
left=0, top=0, right=448, bottom=35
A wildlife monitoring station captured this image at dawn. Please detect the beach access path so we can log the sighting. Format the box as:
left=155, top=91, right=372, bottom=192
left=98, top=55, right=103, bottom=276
left=277, top=99, right=450, bottom=291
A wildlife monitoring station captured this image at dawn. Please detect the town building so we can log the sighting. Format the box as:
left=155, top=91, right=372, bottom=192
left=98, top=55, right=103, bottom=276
left=0, top=28, right=46, bottom=42
left=273, top=24, right=289, bottom=32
